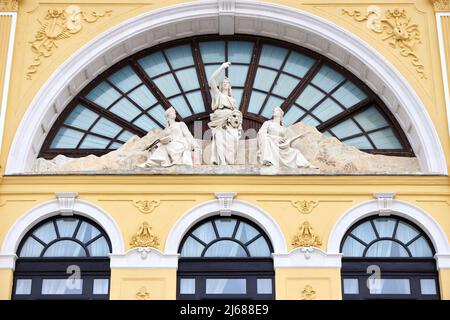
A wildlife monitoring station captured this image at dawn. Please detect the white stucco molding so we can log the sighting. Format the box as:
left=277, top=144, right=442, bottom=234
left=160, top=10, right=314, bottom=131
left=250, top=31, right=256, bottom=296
left=273, top=247, right=342, bottom=268
left=0, top=199, right=125, bottom=261
left=328, top=199, right=450, bottom=269
left=5, top=0, right=447, bottom=174
left=0, top=254, right=17, bottom=270
left=165, top=199, right=288, bottom=255
left=109, top=248, right=179, bottom=269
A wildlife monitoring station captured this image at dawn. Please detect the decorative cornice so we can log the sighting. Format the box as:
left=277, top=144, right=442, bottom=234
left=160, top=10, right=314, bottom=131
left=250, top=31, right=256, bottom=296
left=342, top=6, right=426, bottom=79
left=129, top=222, right=160, bottom=249
left=27, top=5, right=111, bottom=79
left=291, top=200, right=319, bottom=214
left=0, top=0, right=18, bottom=12
left=301, top=285, right=316, bottom=300
left=136, top=287, right=150, bottom=300
left=292, top=221, right=322, bottom=248
left=431, top=0, right=450, bottom=12
left=133, top=200, right=160, bottom=214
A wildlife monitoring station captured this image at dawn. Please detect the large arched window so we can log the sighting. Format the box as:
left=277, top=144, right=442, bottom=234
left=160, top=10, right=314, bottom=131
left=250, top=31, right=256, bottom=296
left=12, top=216, right=111, bottom=300
left=39, top=35, right=413, bottom=159
left=177, top=216, right=274, bottom=300
left=341, top=216, right=439, bottom=300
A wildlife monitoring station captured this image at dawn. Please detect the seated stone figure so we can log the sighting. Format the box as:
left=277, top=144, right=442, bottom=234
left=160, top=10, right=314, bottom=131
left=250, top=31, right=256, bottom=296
left=258, top=107, right=317, bottom=169
left=138, top=107, right=200, bottom=167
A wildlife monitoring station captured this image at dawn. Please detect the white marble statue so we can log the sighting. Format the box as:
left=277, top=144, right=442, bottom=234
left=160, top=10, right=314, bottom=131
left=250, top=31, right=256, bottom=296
left=258, top=107, right=317, bottom=169
left=208, top=62, right=243, bottom=165
left=138, top=107, right=200, bottom=167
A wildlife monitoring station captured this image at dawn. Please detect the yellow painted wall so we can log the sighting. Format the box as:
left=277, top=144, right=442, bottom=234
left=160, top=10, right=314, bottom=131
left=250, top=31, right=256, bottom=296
left=0, top=15, right=12, bottom=121
left=438, top=269, right=450, bottom=299
left=0, top=269, right=13, bottom=299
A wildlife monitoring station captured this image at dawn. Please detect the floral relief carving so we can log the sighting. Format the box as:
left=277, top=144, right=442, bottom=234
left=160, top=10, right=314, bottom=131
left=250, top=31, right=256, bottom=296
left=291, top=200, right=319, bottom=214
left=136, top=287, right=150, bottom=300
left=0, top=0, right=18, bottom=12
left=133, top=200, right=160, bottom=214
left=430, top=0, right=450, bottom=11
left=292, top=221, right=322, bottom=248
left=27, top=5, right=111, bottom=79
left=342, top=6, right=426, bottom=79
left=129, top=222, right=160, bottom=249
left=301, top=285, right=316, bottom=300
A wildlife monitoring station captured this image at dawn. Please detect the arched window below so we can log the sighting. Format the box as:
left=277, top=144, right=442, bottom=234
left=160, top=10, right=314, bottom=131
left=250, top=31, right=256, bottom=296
left=177, top=216, right=274, bottom=300
left=12, top=216, right=111, bottom=300
left=341, top=216, right=439, bottom=300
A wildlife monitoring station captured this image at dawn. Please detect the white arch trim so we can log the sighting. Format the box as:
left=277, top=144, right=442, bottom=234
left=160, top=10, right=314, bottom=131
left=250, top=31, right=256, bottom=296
left=327, top=199, right=450, bottom=269
left=5, top=0, right=447, bottom=174
left=0, top=199, right=125, bottom=261
left=164, top=199, right=288, bottom=255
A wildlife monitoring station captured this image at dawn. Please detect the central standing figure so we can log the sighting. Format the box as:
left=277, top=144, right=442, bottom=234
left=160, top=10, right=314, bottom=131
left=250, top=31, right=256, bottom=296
left=207, top=62, right=243, bottom=165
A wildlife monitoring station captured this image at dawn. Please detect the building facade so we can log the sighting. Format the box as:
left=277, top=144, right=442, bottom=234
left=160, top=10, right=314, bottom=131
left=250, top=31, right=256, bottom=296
left=0, top=0, right=449, bottom=300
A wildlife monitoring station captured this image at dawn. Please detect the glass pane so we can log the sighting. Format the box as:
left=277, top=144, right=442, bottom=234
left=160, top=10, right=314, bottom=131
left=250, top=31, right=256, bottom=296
left=395, top=221, right=419, bottom=244
left=283, top=105, right=305, bottom=126
left=312, top=98, right=343, bottom=122
left=228, top=41, right=253, bottom=63
left=235, top=222, right=259, bottom=243
left=301, top=115, right=320, bottom=127
left=153, top=74, right=181, bottom=97
left=204, top=64, right=223, bottom=83
left=133, top=114, right=159, bottom=132
left=108, top=66, right=141, bottom=92
left=296, top=85, right=325, bottom=110
left=110, top=142, right=123, bottom=149
left=192, top=221, right=217, bottom=244
left=272, top=74, right=300, bottom=98
left=138, top=52, right=170, bottom=77
left=148, top=105, right=167, bottom=126
left=204, top=240, right=247, bottom=257
left=247, top=237, right=271, bottom=257
left=342, top=237, right=365, bottom=257
left=369, top=129, right=402, bottom=149
left=93, top=279, right=109, bottom=295
left=233, top=89, right=243, bottom=108
left=80, top=135, right=110, bottom=149
left=33, top=221, right=57, bottom=244
left=330, top=119, right=361, bottom=138
left=343, top=279, right=359, bottom=294
left=366, top=240, right=409, bottom=257
left=180, top=279, right=195, bottom=294
left=109, top=98, right=141, bottom=121
left=247, top=91, right=267, bottom=114
left=253, top=68, right=277, bottom=92
left=344, top=136, right=372, bottom=149
left=228, top=65, right=249, bottom=87
left=42, top=279, right=83, bottom=295
left=169, top=96, right=192, bottom=118
left=165, top=45, right=194, bottom=69
left=15, top=279, right=32, bottom=295
left=373, top=218, right=396, bottom=238
left=368, top=279, right=410, bottom=295
left=214, top=219, right=237, bottom=238
left=86, top=82, right=120, bottom=108
left=420, top=279, right=437, bottom=295
left=19, top=237, right=45, bottom=257
left=176, top=68, right=200, bottom=91
left=87, top=236, right=110, bottom=256
left=181, top=237, right=205, bottom=257
left=331, top=81, right=367, bottom=108
left=44, top=240, right=86, bottom=257
left=283, top=52, right=316, bottom=78
left=261, top=96, right=284, bottom=119
left=257, top=279, right=272, bottom=294
left=64, top=105, right=98, bottom=130
left=76, top=221, right=101, bottom=243
left=259, top=44, right=288, bottom=68
left=353, top=107, right=388, bottom=131
left=91, top=118, right=122, bottom=138
left=56, top=218, right=79, bottom=237
left=50, top=128, right=84, bottom=148
left=128, top=85, right=158, bottom=109
left=408, top=237, right=433, bottom=257
left=117, top=130, right=134, bottom=142
left=311, top=65, right=345, bottom=92
left=350, top=221, right=377, bottom=244
left=199, top=41, right=225, bottom=63
left=186, top=91, right=205, bottom=113
left=206, top=279, right=246, bottom=294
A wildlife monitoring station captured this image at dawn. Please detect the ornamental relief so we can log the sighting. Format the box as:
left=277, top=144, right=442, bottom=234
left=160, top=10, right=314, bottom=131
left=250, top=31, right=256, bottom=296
left=129, top=222, right=160, bottom=249
left=291, top=221, right=322, bottom=248
left=430, top=0, right=450, bottom=11
left=0, top=0, right=18, bottom=11
left=26, top=5, right=111, bottom=79
left=133, top=200, right=160, bottom=214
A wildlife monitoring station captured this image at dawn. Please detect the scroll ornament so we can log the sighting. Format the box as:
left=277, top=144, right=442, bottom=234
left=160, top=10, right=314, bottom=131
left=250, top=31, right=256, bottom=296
left=27, top=5, right=111, bottom=79
left=133, top=200, right=160, bottom=214
left=136, top=287, right=150, bottom=300
left=301, top=285, right=316, bottom=300
left=430, top=0, right=450, bottom=11
left=342, top=6, right=426, bottom=79
left=291, top=200, right=319, bottom=214
left=292, top=221, right=322, bottom=248
left=129, top=222, right=160, bottom=249
left=0, top=0, right=18, bottom=11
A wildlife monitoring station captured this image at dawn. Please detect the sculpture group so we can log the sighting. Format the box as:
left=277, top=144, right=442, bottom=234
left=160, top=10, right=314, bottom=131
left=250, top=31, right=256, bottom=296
left=139, top=62, right=316, bottom=169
